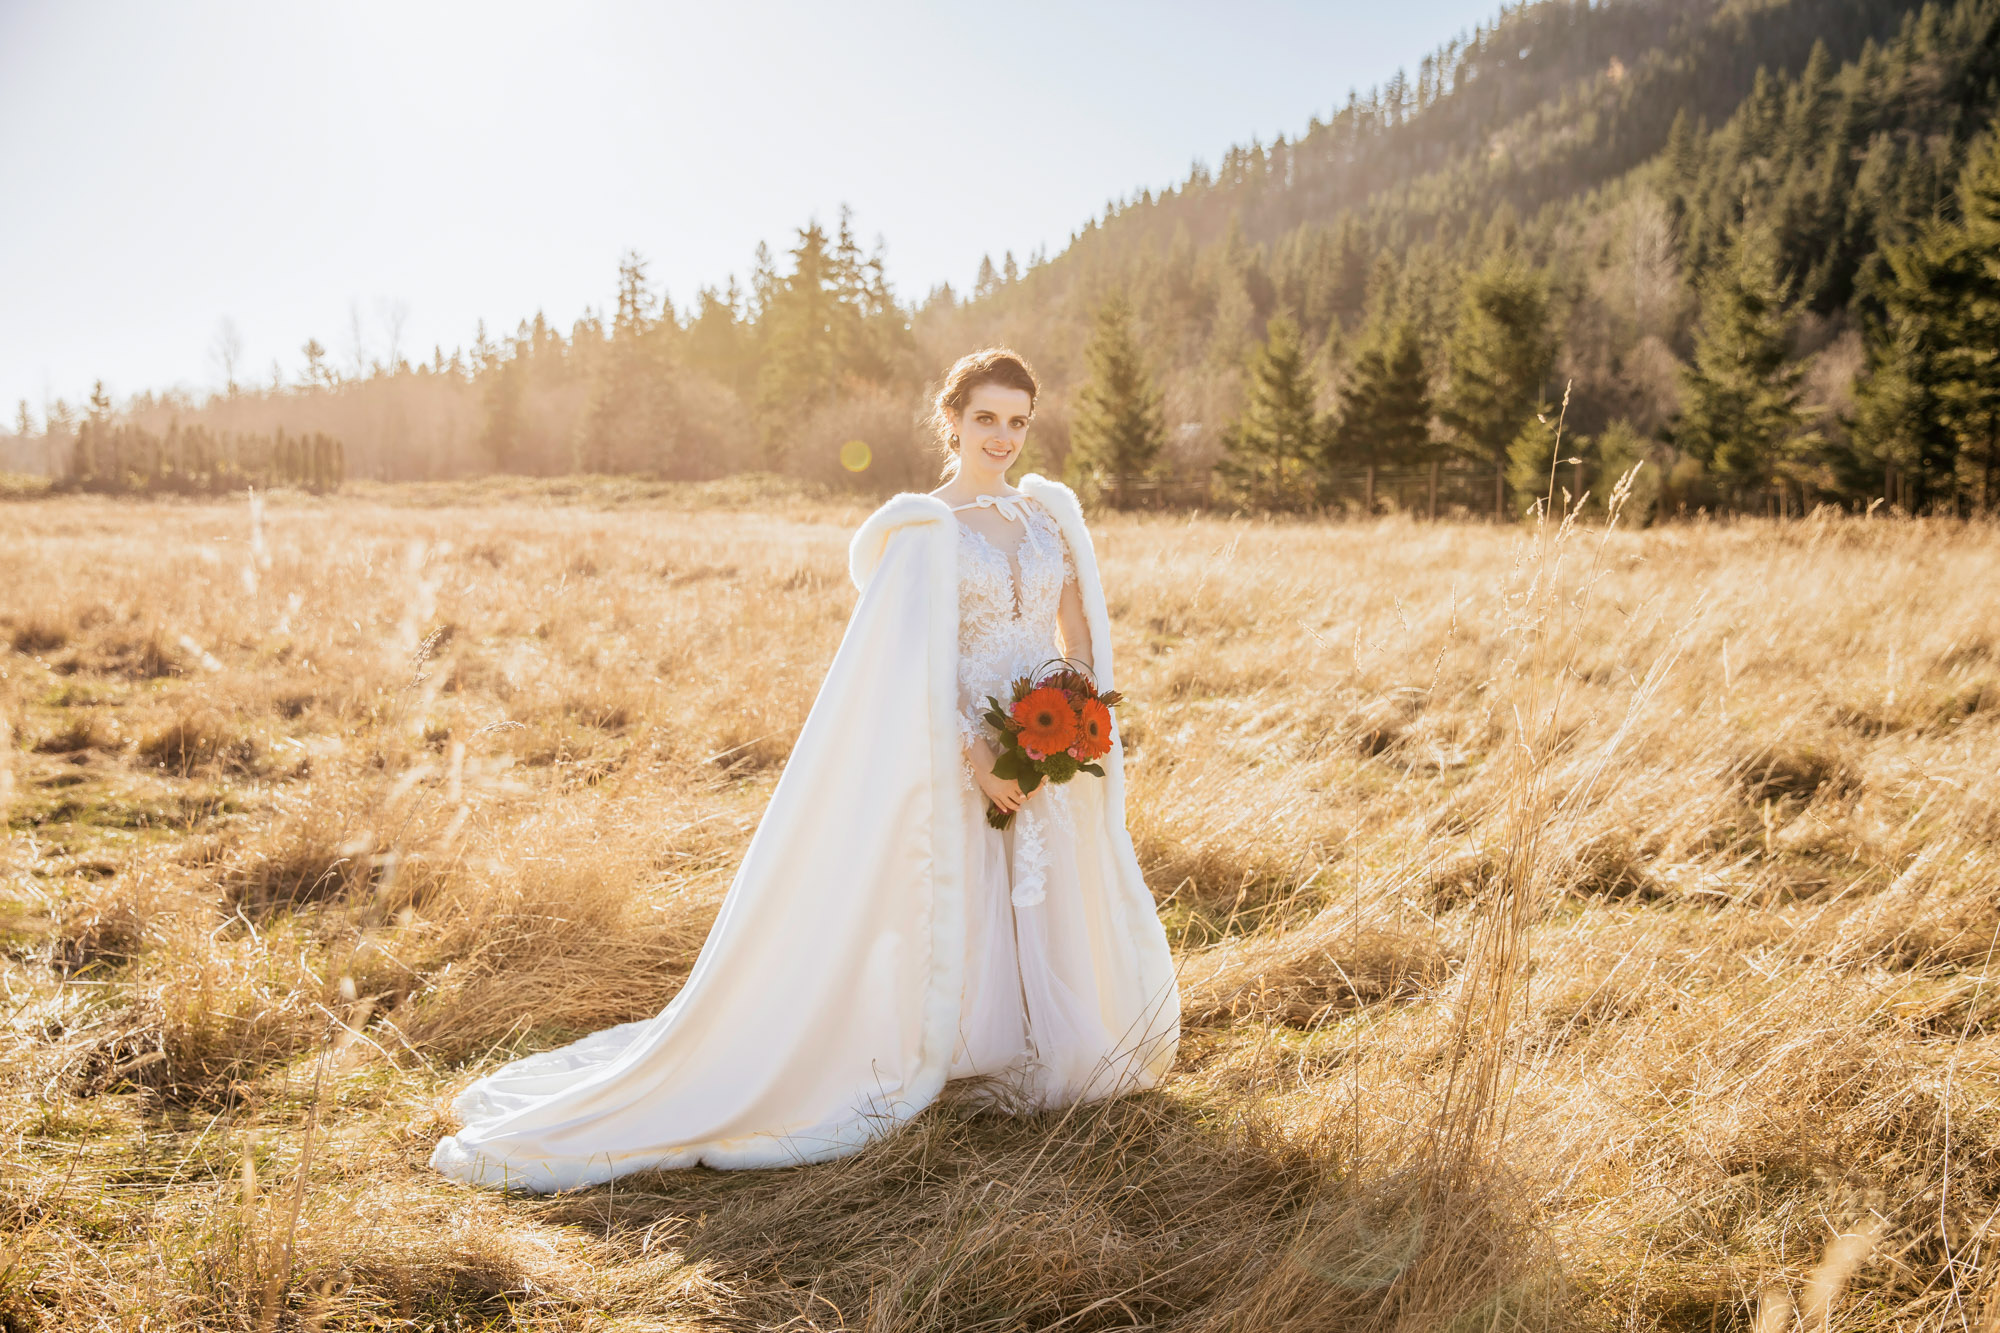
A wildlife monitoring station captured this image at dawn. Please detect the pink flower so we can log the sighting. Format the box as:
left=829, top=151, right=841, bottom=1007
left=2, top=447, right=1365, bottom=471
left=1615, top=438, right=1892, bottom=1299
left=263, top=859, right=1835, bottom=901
left=1024, top=746, right=1045, bottom=761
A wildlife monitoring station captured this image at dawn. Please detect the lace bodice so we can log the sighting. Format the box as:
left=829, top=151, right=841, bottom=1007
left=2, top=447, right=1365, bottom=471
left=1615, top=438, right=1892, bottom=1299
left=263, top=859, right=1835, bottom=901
left=956, top=497, right=1077, bottom=667
left=952, top=495, right=1082, bottom=904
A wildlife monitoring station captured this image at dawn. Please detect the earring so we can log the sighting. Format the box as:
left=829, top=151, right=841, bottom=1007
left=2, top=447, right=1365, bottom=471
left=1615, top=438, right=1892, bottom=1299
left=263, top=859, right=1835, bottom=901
left=949, top=433, right=959, bottom=448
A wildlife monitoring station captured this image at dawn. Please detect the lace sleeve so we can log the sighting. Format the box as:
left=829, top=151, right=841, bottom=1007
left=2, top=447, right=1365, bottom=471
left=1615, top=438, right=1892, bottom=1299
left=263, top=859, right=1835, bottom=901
left=955, top=662, right=988, bottom=793
left=1048, top=513, right=1091, bottom=671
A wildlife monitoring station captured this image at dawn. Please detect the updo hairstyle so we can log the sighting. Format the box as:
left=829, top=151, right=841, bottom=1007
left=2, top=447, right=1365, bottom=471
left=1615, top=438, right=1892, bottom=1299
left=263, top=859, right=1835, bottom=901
left=930, top=347, right=1039, bottom=479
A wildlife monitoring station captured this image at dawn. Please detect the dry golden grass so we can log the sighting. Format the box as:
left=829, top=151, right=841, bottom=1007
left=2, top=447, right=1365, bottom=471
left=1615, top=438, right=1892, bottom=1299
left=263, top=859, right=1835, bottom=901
left=3, top=480, right=1998, bottom=1330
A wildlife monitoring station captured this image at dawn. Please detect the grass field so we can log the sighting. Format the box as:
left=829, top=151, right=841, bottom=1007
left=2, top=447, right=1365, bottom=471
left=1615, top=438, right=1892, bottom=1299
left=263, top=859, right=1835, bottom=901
left=3, top=481, right=1998, bottom=1331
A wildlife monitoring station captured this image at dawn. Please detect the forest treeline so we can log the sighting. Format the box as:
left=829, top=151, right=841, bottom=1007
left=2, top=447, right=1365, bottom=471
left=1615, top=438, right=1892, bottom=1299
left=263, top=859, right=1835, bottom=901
left=10, top=0, right=2000, bottom=517
left=49, top=382, right=345, bottom=495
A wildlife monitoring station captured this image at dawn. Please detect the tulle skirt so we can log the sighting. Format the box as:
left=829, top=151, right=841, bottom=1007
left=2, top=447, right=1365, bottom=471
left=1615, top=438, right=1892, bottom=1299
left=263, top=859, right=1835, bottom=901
left=947, top=779, right=1121, bottom=1107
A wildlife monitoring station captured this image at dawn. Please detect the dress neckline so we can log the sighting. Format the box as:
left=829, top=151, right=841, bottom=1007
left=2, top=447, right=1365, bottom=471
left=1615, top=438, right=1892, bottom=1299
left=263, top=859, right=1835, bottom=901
left=955, top=503, right=1047, bottom=622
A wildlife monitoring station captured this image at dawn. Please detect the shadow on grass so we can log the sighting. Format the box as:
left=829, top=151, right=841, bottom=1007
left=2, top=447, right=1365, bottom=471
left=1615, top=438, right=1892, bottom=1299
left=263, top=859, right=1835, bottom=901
left=516, top=1085, right=1541, bottom=1332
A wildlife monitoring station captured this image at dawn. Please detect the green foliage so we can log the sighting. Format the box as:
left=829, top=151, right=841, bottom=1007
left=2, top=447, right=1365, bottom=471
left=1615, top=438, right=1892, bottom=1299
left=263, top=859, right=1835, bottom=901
left=1329, top=319, right=1433, bottom=511
left=1505, top=412, right=1564, bottom=515
left=1218, top=315, right=1324, bottom=510
left=1440, top=256, right=1557, bottom=516
left=1853, top=117, right=2000, bottom=511
left=1509, top=417, right=1662, bottom=522
left=1595, top=420, right=1663, bottom=523
left=578, top=252, right=682, bottom=476
left=754, top=210, right=914, bottom=472
left=1068, top=293, right=1166, bottom=507
left=1673, top=222, right=1811, bottom=498
left=62, top=422, right=343, bottom=495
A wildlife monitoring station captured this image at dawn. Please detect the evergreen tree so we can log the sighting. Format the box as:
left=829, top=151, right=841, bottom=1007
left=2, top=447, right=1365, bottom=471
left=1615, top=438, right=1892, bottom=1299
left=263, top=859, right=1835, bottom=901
left=480, top=335, right=528, bottom=471
left=1674, top=221, right=1808, bottom=506
left=756, top=223, right=841, bottom=461
left=1328, top=318, right=1432, bottom=513
left=752, top=216, right=913, bottom=470
left=1219, top=314, right=1323, bottom=510
left=1949, top=118, right=2000, bottom=511
left=1439, top=255, right=1556, bottom=518
left=1069, top=292, right=1166, bottom=507
left=1854, top=118, right=2000, bottom=511
left=579, top=251, right=681, bottom=475
left=687, top=283, right=751, bottom=396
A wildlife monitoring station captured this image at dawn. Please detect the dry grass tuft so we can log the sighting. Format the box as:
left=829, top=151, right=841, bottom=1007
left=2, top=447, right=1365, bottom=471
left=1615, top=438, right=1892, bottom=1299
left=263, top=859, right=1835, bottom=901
left=28, top=712, right=118, bottom=755
left=137, top=704, right=261, bottom=776
left=6, top=612, right=71, bottom=656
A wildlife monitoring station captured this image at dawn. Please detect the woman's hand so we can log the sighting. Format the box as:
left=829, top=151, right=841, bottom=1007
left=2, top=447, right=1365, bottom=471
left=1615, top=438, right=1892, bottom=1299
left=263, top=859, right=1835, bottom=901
left=969, top=737, right=1035, bottom=816
left=976, top=766, right=1031, bottom=816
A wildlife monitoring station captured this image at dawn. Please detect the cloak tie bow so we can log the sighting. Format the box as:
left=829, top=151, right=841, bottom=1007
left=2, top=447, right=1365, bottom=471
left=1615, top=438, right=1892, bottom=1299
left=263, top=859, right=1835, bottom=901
left=949, top=493, right=1028, bottom=523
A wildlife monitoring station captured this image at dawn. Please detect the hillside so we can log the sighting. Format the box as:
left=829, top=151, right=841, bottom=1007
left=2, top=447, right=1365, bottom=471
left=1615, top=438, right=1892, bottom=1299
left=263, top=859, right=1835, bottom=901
left=939, top=0, right=2000, bottom=510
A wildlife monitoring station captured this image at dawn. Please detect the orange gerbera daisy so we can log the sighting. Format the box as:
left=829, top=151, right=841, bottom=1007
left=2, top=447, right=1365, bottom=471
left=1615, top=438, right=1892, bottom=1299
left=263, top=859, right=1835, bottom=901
left=1075, top=697, right=1113, bottom=761
left=1012, top=686, right=1079, bottom=755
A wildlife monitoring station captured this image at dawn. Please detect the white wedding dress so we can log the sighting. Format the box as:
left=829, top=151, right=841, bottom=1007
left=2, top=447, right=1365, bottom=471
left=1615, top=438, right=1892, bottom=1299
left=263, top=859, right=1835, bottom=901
left=946, top=490, right=1122, bottom=1103
left=429, top=475, right=1178, bottom=1193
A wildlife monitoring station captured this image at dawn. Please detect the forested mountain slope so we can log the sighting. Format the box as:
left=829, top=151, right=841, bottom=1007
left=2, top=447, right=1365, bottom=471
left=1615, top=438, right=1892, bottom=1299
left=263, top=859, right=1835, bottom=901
left=924, top=0, right=2000, bottom=515
left=30, top=0, right=2000, bottom=518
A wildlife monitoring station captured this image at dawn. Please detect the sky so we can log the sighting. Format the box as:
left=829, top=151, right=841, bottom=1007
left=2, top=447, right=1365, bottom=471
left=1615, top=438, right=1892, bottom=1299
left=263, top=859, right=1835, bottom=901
left=0, top=0, right=1506, bottom=422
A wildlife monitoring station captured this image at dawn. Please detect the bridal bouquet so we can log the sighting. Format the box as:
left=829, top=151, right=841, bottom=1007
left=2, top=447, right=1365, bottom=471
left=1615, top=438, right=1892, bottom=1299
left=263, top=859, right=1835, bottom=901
left=979, top=659, right=1122, bottom=830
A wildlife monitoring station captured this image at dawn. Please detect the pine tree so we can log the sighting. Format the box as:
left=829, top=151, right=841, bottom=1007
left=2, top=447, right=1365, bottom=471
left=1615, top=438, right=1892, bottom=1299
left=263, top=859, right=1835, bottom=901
left=1674, top=221, right=1807, bottom=506
left=579, top=251, right=680, bottom=475
left=1949, top=118, right=2000, bottom=510
left=1219, top=314, right=1323, bottom=510
left=1069, top=293, right=1166, bottom=508
left=755, top=223, right=840, bottom=455
left=687, top=283, right=750, bottom=395
left=1854, top=118, right=2000, bottom=511
left=1439, top=255, right=1556, bottom=518
left=480, top=336, right=527, bottom=471
left=1328, top=318, right=1431, bottom=513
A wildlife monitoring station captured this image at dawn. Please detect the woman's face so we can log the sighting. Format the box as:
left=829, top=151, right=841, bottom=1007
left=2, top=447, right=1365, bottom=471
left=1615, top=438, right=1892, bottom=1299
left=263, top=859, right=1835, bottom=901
left=950, top=383, right=1033, bottom=482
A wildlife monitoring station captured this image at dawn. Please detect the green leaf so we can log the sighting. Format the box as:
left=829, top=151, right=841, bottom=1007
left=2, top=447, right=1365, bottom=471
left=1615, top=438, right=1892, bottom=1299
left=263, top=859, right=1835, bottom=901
left=1079, top=762, right=1106, bottom=777
left=991, top=751, right=1019, bottom=781
left=1018, top=768, right=1043, bottom=793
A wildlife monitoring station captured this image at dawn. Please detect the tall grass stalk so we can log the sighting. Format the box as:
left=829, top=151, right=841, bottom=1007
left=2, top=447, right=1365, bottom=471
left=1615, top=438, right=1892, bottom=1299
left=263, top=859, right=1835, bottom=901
left=1404, top=386, right=1647, bottom=1317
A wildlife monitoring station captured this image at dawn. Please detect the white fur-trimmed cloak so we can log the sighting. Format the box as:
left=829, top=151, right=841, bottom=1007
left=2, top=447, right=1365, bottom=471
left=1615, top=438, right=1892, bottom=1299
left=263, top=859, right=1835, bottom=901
left=429, top=474, right=1178, bottom=1193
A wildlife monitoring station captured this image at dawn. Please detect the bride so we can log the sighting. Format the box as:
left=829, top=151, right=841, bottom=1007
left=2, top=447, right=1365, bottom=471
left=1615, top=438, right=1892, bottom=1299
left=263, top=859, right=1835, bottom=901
left=429, top=347, right=1180, bottom=1193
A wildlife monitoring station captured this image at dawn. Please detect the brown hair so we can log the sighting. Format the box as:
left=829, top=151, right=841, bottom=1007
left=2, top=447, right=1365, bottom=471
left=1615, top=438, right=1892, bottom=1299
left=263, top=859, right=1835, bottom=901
left=930, top=347, right=1039, bottom=478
